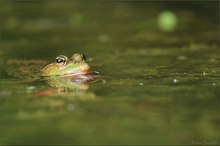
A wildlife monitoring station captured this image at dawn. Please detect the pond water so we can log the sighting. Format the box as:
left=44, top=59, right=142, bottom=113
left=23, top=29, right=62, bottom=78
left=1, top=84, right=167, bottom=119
left=0, top=0, right=219, bottom=145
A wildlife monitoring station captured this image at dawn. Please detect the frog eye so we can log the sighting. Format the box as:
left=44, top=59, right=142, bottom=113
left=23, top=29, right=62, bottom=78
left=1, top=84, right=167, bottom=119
left=56, top=57, right=64, bottom=63
left=55, top=55, right=68, bottom=67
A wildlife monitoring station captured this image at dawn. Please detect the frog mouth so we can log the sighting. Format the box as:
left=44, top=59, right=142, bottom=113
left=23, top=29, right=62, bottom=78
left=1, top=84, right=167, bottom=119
left=59, top=66, right=90, bottom=77
left=61, top=71, right=88, bottom=77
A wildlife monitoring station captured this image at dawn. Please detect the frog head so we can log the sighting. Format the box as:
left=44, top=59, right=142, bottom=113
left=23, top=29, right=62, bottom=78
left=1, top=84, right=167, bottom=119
left=41, top=53, right=90, bottom=76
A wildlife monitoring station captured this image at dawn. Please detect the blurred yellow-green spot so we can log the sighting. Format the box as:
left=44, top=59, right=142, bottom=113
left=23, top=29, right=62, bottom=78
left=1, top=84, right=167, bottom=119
left=157, top=11, right=177, bottom=32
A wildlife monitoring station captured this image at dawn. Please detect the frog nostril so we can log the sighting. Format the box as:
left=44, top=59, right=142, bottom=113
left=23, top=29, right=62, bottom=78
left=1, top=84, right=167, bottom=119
left=82, top=54, right=86, bottom=61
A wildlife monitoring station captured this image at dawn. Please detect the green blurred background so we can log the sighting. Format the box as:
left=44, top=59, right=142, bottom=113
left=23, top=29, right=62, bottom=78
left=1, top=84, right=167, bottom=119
left=0, top=0, right=219, bottom=145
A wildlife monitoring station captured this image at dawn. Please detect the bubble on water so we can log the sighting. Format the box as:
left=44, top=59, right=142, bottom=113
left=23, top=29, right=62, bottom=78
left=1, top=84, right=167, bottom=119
left=212, top=83, right=216, bottom=86
left=26, top=86, right=36, bottom=90
left=203, top=71, right=206, bottom=76
left=173, top=79, right=179, bottom=83
left=139, top=83, right=144, bottom=86
left=26, top=86, right=36, bottom=94
left=178, top=55, right=187, bottom=60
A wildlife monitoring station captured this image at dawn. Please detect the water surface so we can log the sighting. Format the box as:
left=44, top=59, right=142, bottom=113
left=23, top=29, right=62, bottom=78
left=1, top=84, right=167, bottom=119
left=0, top=0, right=219, bottom=145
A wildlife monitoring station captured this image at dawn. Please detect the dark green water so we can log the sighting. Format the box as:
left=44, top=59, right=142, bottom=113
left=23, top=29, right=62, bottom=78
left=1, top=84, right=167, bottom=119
left=0, top=0, right=219, bottom=145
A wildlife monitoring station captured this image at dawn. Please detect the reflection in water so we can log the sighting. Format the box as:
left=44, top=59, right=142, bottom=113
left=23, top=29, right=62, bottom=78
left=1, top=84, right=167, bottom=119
left=45, top=74, right=92, bottom=91
left=35, top=75, right=97, bottom=100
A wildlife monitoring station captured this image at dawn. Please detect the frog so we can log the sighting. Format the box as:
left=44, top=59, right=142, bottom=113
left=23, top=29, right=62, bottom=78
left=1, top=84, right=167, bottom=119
left=41, top=53, right=91, bottom=77
left=35, top=53, right=98, bottom=98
